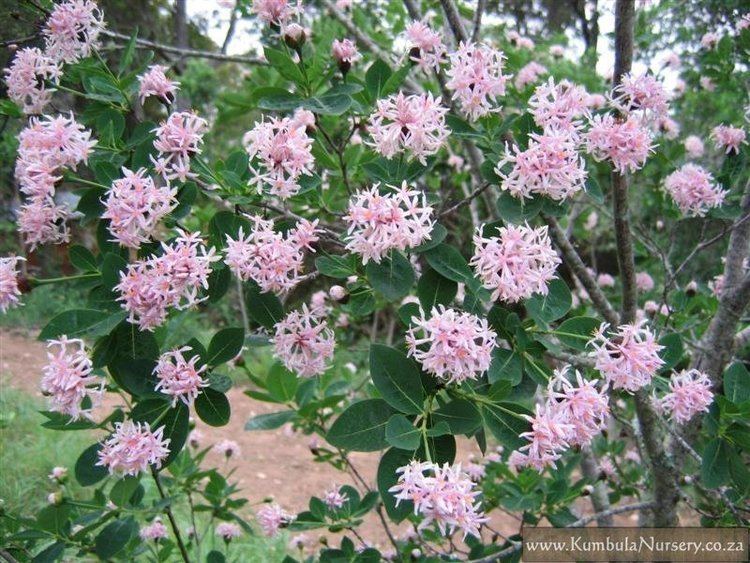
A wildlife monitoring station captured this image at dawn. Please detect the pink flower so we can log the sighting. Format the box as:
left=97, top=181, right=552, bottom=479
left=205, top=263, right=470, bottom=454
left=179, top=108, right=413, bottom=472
left=406, top=306, right=496, bottom=384
left=464, top=462, right=486, bottom=481
left=611, top=73, right=670, bottom=119
left=102, top=167, right=177, bottom=248
left=343, top=182, right=434, bottom=264
left=336, top=0, right=352, bottom=9
left=507, top=32, right=535, bottom=50
left=700, top=76, right=715, bottom=92
left=140, top=520, right=168, bottom=541
left=584, top=114, right=654, bottom=173
left=323, top=485, right=348, bottom=509
left=0, top=256, right=24, bottom=313
left=152, top=111, right=208, bottom=182
left=470, top=223, right=560, bottom=303
left=215, top=522, right=242, bottom=541
left=701, top=32, right=719, bottom=49
left=588, top=320, right=665, bottom=393
left=445, top=42, right=509, bottom=121
left=367, top=92, right=449, bottom=163
left=97, top=421, right=170, bottom=476
left=514, top=61, right=547, bottom=90
left=215, top=439, right=241, bottom=458
left=43, top=0, right=105, bottom=64
left=188, top=429, right=204, bottom=449
left=244, top=109, right=315, bottom=199
left=257, top=503, right=293, bottom=537
left=18, top=198, right=70, bottom=249
left=738, top=14, right=750, bottom=33
left=251, top=0, right=299, bottom=26
left=4, top=47, right=60, bottom=114
left=664, top=164, right=727, bottom=217
left=673, top=78, right=686, bottom=95
left=597, top=273, right=615, bottom=288
left=586, top=93, right=607, bottom=109
left=496, top=129, right=587, bottom=201
left=513, top=404, right=573, bottom=471
left=389, top=461, right=488, bottom=538
left=115, top=231, right=219, bottom=330
left=547, top=366, right=609, bottom=447
left=225, top=215, right=319, bottom=293
left=528, top=78, right=589, bottom=133
left=404, top=20, right=446, bottom=71
left=635, top=272, right=654, bottom=292
left=684, top=135, right=705, bottom=158
left=48, top=466, right=68, bottom=481
left=154, top=346, right=208, bottom=406
left=660, top=369, right=713, bottom=424
left=711, top=124, right=746, bottom=155
left=138, top=65, right=180, bottom=105
left=598, top=455, right=616, bottom=478
left=661, top=51, right=681, bottom=68
left=40, top=336, right=101, bottom=420
left=709, top=274, right=724, bottom=298
left=549, top=44, right=565, bottom=57
left=273, top=305, right=335, bottom=377
left=331, top=38, right=360, bottom=65
left=657, top=117, right=680, bottom=140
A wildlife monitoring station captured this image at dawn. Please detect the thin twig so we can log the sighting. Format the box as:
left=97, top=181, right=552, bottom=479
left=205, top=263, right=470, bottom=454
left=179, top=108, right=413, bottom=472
left=151, top=468, right=192, bottom=563
left=471, top=0, right=486, bottom=42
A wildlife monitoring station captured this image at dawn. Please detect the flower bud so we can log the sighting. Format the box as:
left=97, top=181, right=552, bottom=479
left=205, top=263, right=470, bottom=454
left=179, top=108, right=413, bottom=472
left=284, top=23, right=306, bottom=50
left=329, top=285, right=346, bottom=301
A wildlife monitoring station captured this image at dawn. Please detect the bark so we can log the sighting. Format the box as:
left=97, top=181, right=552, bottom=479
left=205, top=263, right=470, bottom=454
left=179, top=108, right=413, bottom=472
left=580, top=448, right=614, bottom=526
left=439, top=0, right=468, bottom=43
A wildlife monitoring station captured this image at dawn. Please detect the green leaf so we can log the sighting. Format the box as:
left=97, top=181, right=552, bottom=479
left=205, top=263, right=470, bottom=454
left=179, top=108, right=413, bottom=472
left=108, top=358, right=157, bottom=397
left=365, top=59, right=392, bottom=100
left=481, top=401, right=531, bottom=450
left=75, top=443, right=108, bottom=486
left=304, top=89, right=353, bottom=115
left=488, top=348, right=523, bottom=385
left=117, top=28, right=138, bottom=75
left=417, top=267, right=458, bottom=311
left=525, top=279, right=571, bottom=323
left=94, top=517, right=138, bottom=559
left=110, top=475, right=141, bottom=507
left=69, top=245, right=98, bottom=272
left=264, top=47, right=305, bottom=85
left=377, top=448, right=413, bottom=521
left=370, top=344, right=426, bottom=415
left=556, top=316, right=599, bottom=351
left=208, top=211, right=251, bottom=249
left=100, top=252, right=128, bottom=290
left=424, top=244, right=475, bottom=286
left=195, top=388, right=231, bottom=427
left=432, top=399, right=482, bottom=434
left=206, top=551, right=226, bottom=563
left=245, top=410, right=296, bottom=430
left=445, top=114, right=483, bottom=140
left=207, top=266, right=231, bottom=303
left=496, top=191, right=543, bottom=224
left=206, top=327, right=245, bottom=367
left=658, top=332, right=683, bottom=372
left=131, top=400, right=189, bottom=467
left=327, top=399, right=396, bottom=451
left=586, top=176, right=604, bottom=203
left=385, top=414, right=420, bottom=450
left=381, top=62, right=412, bottom=97
left=316, top=255, right=357, bottom=278
left=366, top=251, right=414, bottom=301
left=0, top=99, right=23, bottom=118
left=701, top=438, right=731, bottom=488
left=267, top=363, right=298, bottom=402
left=413, top=223, right=447, bottom=253
left=416, top=434, right=456, bottom=465
left=39, top=309, right=126, bottom=340
left=724, top=362, right=750, bottom=404
left=244, top=282, right=284, bottom=329
left=36, top=504, right=70, bottom=535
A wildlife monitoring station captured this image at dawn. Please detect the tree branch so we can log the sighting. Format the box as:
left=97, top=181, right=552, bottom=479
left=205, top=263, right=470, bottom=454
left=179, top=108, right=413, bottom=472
left=472, top=0, right=486, bottom=42
left=580, top=448, right=614, bottom=526
left=439, top=0, right=468, bottom=43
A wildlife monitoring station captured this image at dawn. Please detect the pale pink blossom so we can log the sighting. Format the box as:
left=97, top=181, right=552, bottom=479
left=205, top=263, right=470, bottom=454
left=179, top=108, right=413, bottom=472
left=711, top=124, right=746, bottom=155
left=389, top=461, right=488, bottom=538
left=598, top=455, right=616, bottom=478
left=0, top=256, right=24, bottom=313
left=43, top=0, right=105, bottom=64
left=152, top=111, right=208, bottom=182
left=257, top=503, right=293, bottom=537
left=660, top=369, right=713, bottom=424
left=597, top=273, right=615, bottom=288
left=664, top=163, right=726, bottom=217
left=657, top=116, right=680, bottom=140
left=588, top=320, right=665, bottom=392
left=445, top=42, right=510, bottom=121
left=584, top=211, right=598, bottom=230
left=188, top=429, right=204, bottom=449
left=4, top=47, right=60, bottom=114
left=140, top=520, right=168, bottom=541
left=329, top=285, right=346, bottom=301
left=154, top=346, right=208, bottom=406
left=514, top=61, right=547, bottom=90
left=684, top=135, right=705, bottom=158
left=584, top=114, right=654, bottom=173
left=507, top=32, right=534, bottom=50
left=644, top=300, right=669, bottom=316
left=404, top=20, right=446, bottom=71
left=700, top=76, right=715, bottom=92
left=272, top=305, right=335, bottom=377
left=585, top=93, right=607, bottom=109
left=528, top=78, right=589, bottom=133
left=547, top=366, right=609, bottom=447
left=549, top=44, right=565, bottom=57
left=215, top=522, right=242, bottom=541
left=661, top=51, right=681, bottom=69
left=738, top=14, right=750, bottom=32
left=343, top=182, right=434, bottom=264
left=635, top=271, right=654, bottom=292
left=97, top=421, right=170, bottom=476
left=225, top=215, right=319, bottom=293
left=138, top=65, right=180, bottom=105
left=701, top=32, right=719, bottom=49
left=40, top=336, right=101, bottom=420
left=102, top=167, right=177, bottom=248
left=49, top=466, right=68, bottom=481
left=464, top=462, right=486, bottom=481
left=336, top=0, right=352, bottom=9
left=406, top=306, right=496, bottom=384
left=496, top=129, right=587, bottom=201
left=367, top=92, right=449, bottom=163
left=244, top=109, right=315, bottom=199
left=331, top=38, right=360, bottom=66
left=323, top=485, right=348, bottom=509
left=673, top=78, right=686, bottom=96
left=18, top=198, right=70, bottom=249
left=252, top=0, right=299, bottom=26
left=215, top=439, right=241, bottom=458
left=470, top=223, right=560, bottom=303
left=611, top=73, right=670, bottom=119
left=511, top=404, right=573, bottom=471
left=289, top=534, right=309, bottom=550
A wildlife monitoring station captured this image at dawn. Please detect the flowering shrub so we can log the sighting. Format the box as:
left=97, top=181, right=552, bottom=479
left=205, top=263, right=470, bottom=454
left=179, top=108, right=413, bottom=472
left=1, top=0, right=750, bottom=561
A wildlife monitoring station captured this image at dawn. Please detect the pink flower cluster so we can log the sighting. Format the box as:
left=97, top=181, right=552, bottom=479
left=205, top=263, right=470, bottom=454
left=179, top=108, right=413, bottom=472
left=664, top=164, right=727, bottom=217
left=216, top=522, right=242, bottom=541
left=367, top=92, right=449, bottom=163
left=584, top=114, right=654, bottom=173
left=0, top=256, right=24, bottom=313
left=15, top=115, right=96, bottom=249
left=215, top=439, right=241, bottom=458
left=272, top=305, right=335, bottom=377
left=244, top=109, right=315, bottom=199
left=659, top=369, right=713, bottom=424
left=470, top=224, right=560, bottom=303
left=225, top=215, right=320, bottom=294
left=701, top=32, right=719, bottom=49
left=4, top=48, right=60, bottom=114
left=102, top=167, right=178, bottom=248
left=404, top=20, right=446, bottom=71
left=389, top=460, right=488, bottom=538
left=635, top=271, right=655, bottom=292
left=343, top=182, right=434, bottom=264
left=251, top=0, right=299, bottom=26
left=152, top=111, right=208, bottom=182
left=115, top=231, right=219, bottom=330
left=514, top=61, right=547, bottom=91
left=154, top=346, right=208, bottom=406
left=139, top=520, right=168, bottom=541
left=257, top=503, right=294, bottom=537
left=445, top=42, right=510, bottom=121
left=43, top=0, right=105, bottom=64
left=138, top=65, right=180, bottom=105
left=406, top=306, right=497, bottom=384
left=323, top=485, right=348, bottom=509
left=331, top=39, right=360, bottom=65
left=684, top=135, right=705, bottom=158
left=588, top=320, right=665, bottom=392
left=40, top=336, right=101, bottom=421
left=97, top=421, right=170, bottom=476
left=711, top=124, right=746, bottom=155
left=528, top=78, right=589, bottom=133
left=611, top=73, right=670, bottom=119
left=496, top=129, right=587, bottom=201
